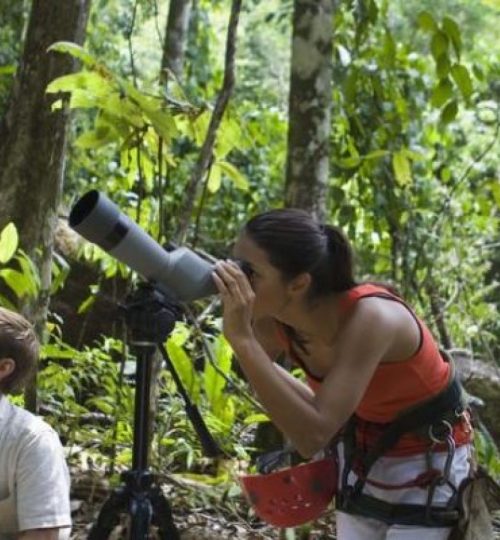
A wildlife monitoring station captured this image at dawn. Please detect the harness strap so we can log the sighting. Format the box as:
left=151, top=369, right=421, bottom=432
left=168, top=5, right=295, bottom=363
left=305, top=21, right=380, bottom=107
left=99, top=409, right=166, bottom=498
left=350, top=354, right=464, bottom=496
left=338, top=491, right=460, bottom=528
left=338, top=352, right=469, bottom=527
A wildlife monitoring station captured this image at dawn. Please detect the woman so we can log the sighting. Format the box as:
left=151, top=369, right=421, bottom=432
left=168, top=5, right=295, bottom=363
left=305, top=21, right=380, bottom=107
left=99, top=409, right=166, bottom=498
left=212, top=208, right=473, bottom=540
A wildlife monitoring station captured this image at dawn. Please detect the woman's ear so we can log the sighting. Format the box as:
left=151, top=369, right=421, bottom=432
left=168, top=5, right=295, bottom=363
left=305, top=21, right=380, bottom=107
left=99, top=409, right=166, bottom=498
left=287, top=272, right=312, bottom=297
left=0, top=358, right=15, bottom=382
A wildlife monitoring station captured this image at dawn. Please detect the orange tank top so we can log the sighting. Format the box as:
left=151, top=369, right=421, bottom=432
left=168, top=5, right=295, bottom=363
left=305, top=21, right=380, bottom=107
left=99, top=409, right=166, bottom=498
left=275, top=283, right=472, bottom=456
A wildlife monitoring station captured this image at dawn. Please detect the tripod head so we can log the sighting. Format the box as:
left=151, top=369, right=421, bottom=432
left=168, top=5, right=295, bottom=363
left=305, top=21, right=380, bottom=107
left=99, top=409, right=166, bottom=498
left=120, top=283, right=183, bottom=345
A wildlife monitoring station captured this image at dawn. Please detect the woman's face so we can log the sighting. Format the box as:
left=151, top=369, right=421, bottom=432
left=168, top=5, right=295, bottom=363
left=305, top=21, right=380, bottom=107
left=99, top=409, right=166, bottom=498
left=232, top=233, right=291, bottom=319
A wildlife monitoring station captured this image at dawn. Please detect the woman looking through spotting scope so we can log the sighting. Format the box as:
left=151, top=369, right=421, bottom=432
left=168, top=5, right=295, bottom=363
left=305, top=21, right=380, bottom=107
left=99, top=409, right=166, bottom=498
left=212, top=208, right=478, bottom=540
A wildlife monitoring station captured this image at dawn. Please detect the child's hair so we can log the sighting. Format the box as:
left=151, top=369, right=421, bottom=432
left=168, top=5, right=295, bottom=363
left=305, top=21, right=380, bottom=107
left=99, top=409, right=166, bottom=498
left=0, top=307, right=39, bottom=394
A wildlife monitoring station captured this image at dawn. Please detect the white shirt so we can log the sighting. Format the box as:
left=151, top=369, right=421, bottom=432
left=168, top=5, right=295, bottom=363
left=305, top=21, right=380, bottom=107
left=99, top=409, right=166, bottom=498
left=0, top=395, right=71, bottom=539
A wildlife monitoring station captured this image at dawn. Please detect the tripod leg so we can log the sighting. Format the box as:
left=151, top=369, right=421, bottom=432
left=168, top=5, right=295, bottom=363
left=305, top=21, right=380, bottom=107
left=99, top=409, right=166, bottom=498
left=88, top=488, right=128, bottom=540
left=129, top=495, right=153, bottom=540
left=150, top=487, right=180, bottom=539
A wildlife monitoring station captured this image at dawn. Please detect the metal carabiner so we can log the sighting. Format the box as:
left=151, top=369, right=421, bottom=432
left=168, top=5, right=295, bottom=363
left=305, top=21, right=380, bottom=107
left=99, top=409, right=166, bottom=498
left=428, top=419, right=453, bottom=444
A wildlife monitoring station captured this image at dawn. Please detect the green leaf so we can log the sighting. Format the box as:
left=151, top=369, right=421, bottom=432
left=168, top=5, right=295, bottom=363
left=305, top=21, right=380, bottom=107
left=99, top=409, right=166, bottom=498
left=75, top=127, right=117, bottom=149
left=0, top=223, right=18, bottom=264
left=0, top=269, right=33, bottom=298
left=102, top=94, right=144, bottom=128
left=435, top=54, right=451, bottom=79
left=47, top=42, right=97, bottom=68
left=244, top=413, right=270, bottom=424
left=490, top=181, right=500, bottom=207
left=207, top=164, right=222, bottom=193
left=343, top=69, right=358, bottom=103
left=145, top=109, right=179, bottom=142
left=401, top=148, right=425, bottom=161
left=15, top=252, right=40, bottom=294
left=0, top=65, right=15, bottom=76
left=450, top=64, right=473, bottom=99
left=442, top=17, right=462, bottom=58
left=363, top=150, right=389, bottom=160
left=472, top=64, right=485, bottom=81
left=167, top=340, right=200, bottom=402
left=430, top=31, right=449, bottom=61
left=216, top=161, right=249, bottom=191
left=191, top=111, right=211, bottom=146
left=431, top=78, right=454, bottom=108
left=215, top=117, right=243, bottom=158
left=417, top=11, right=438, bottom=32
left=392, top=151, right=412, bottom=186
left=338, top=156, right=361, bottom=169
left=440, top=99, right=459, bottom=124
left=382, top=30, right=396, bottom=67
left=77, top=295, right=96, bottom=314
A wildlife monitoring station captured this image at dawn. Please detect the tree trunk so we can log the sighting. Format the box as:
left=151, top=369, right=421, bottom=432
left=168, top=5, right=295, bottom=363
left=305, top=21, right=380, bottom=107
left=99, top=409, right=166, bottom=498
left=0, top=0, right=92, bottom=411
left=161, top=0, right=192, bottom=84
left=284, top=0, right=333, bottom=221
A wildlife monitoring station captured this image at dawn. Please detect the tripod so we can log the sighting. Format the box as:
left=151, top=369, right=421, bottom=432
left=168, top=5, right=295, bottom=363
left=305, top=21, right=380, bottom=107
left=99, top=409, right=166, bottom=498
left=88, top=284, right=221, bottom=540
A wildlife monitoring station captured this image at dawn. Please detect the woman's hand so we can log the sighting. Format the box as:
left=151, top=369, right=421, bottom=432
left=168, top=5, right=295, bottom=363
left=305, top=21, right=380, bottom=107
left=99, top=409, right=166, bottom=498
left=212, top=260, right=255, bottom=345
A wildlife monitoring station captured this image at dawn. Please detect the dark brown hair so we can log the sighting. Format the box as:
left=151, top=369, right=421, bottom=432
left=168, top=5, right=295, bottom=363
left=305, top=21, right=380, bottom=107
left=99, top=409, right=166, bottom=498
left=244, top=208, right=357, bottom=301
left=0, top=307, right=39, bottom=394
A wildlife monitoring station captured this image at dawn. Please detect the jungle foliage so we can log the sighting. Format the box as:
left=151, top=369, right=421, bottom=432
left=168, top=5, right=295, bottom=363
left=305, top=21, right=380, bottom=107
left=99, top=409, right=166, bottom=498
left=0, top=0, right=499, bottom=519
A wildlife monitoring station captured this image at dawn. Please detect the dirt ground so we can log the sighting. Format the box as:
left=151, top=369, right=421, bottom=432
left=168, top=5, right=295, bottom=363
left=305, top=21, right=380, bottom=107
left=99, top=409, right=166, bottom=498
left=68, top=470, right=500, bottom=539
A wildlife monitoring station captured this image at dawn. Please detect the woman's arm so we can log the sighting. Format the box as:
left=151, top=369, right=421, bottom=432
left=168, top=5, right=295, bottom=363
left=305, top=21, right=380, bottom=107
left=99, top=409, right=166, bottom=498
left=213, top=261, right=392, bottom=458
left=231, top=301, right=390, bottom=458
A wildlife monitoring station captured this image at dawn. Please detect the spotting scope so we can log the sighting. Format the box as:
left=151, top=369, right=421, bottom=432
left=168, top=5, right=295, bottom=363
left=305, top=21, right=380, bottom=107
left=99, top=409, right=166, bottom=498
left=69, top=190, right=217, bottom=302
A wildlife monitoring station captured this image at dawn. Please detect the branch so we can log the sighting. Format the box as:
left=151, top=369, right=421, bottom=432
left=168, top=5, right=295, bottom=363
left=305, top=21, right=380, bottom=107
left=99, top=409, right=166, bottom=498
left=175, top=0, right=242, bottom=244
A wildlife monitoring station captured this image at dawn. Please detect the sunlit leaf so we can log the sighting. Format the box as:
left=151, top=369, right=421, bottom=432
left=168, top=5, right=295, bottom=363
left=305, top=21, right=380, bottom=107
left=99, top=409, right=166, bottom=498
left=0, top=269, right=33, bottom=298
left=216, top=161, right=249, bottom=191
left=392, top=151, right=412, bottom=186
left=244, top=413, right=270, bottom=424
left=0, top=223, right=18, bottom=264
left=207, top=163, right=222, bottom=193
left=363, top=150, right=389, bottom=160
left=47, top=42, right=97, bottom=68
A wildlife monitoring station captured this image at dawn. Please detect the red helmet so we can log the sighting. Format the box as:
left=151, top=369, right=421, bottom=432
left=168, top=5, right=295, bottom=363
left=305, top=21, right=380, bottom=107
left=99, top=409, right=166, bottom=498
left=239, top=457, right=337, bottom=528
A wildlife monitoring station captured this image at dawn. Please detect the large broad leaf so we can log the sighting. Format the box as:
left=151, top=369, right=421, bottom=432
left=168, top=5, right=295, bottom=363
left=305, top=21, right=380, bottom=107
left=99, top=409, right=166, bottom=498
left=0, top=269, right=34, bottom=299
left=166, top=340, right=200, bottom=403
left=0, top=223, right=18, bottom=264
left=47, top=41, right=97, bottom=68
left=204, top=335, right=232, bottom=407
left=47, top=71, right=112, bottom=96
